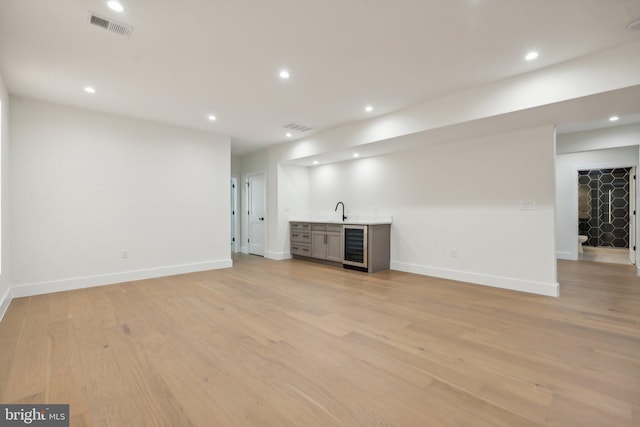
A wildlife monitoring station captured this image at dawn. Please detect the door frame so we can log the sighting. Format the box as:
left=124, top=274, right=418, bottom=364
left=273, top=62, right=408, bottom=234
left=231, top=176, right=239, bottom=253
left=245, top=171, right=267, bottom=256
left=630, top=166, right=636, bottom=264
left=571, top=161, right=637, bottom=264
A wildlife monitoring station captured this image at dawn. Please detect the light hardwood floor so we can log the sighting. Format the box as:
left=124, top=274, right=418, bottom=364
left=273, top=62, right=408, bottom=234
left=580, top=246, right=633, bottom=265
left=1, top=255, right=639, bottom=426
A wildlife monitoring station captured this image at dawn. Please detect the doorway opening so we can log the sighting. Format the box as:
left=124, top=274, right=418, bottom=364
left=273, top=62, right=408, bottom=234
left=577, top=166, right=636, bottom=265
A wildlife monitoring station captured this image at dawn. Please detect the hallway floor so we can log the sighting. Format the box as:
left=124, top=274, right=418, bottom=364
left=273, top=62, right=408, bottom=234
left=579, top=246, right=633, bottom=265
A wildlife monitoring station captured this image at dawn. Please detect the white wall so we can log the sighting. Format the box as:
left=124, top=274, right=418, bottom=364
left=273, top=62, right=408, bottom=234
left=270, top=164, right=309, bottom=259
left=557, top=123, right=640, bottom=154
left=555, top=143, right=638, bottom=261
left=0, top=73, right=10, bottom=319
left=9, top=97, right=231, bottom=296
left=230, top=155, right=242, bottom=177
left=236, top=150, right=310, bottom=259
left=309, top=125, right=558, bottom=296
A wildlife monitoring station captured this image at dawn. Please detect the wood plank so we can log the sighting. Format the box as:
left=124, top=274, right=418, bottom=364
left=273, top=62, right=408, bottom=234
left=0, top=255, right=638, bottom=426
left=0, top=296, right=50, bottom=403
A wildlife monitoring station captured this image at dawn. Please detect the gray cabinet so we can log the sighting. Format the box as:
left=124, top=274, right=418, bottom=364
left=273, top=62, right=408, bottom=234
left=366, top=224, right=391, bottom=273
left=311, top=230, right=326, bottom=259
left=290, top=221, right=390, bottom=273
left=326, top=231, right=342, bottom=262
left=311, top=224, right=343, bottom=261
left=290, top=222, right=311, bottom=257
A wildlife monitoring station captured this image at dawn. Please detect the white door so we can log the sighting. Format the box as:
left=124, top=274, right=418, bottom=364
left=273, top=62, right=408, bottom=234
left=230, top=177, right=238, bottom=252
left=630, top=167, right=636, bottom=265
left=248, top=173, right=266, bottom=256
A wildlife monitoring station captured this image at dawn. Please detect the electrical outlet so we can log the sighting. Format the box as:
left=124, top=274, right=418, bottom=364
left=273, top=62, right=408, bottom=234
left=122, top=249, right=129, bottom=259
left=520, top=200, right=536, bottom=210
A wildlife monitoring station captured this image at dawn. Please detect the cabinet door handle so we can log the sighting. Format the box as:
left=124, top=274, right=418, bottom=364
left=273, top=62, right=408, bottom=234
left=324, top=234, right=327, bottom=244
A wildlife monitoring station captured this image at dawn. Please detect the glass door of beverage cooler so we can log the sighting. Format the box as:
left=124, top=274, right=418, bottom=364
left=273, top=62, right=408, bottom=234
left=343, top=225, right=367, bottom=268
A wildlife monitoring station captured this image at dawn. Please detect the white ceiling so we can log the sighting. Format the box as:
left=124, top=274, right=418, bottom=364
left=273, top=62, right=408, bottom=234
left=289, top=85, right=640, bottom=166
left=1, top=0, right=640, bottom=155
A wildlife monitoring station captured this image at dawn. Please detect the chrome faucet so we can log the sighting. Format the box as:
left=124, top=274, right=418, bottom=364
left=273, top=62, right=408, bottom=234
left=335, top=201, right=347, bottom=221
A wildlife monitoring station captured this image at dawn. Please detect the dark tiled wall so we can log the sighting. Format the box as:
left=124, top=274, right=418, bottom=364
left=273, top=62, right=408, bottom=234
left=578, top=168, right=630, bottom=248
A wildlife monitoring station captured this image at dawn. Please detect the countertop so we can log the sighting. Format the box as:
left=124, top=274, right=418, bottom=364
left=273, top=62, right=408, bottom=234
left=290, top=218, right=392, bottom=225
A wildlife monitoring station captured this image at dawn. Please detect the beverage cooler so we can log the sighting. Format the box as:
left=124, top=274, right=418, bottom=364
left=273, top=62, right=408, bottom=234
left=343, top=225, right=368, bottom=270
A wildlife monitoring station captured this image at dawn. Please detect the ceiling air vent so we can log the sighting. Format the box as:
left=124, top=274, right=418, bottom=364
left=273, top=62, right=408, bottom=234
left=284, top=123, right=313, bottom=133
left=88, top=13, right=133, bottom=37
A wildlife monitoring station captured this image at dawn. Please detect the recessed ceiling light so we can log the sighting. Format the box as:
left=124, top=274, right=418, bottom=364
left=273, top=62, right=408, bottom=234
left=609, top=116, right=619, bottom=122
left=313, top=160, right=319, bottom=165
left=525, top=51, right=539, bottom=61
left=279, top=70, right=290, bottom=79
left=353, top=153, right=360, bottom=158
left=286, top=132, right=292, bottom=138
left=84, top=86, right=96, bottom=94
left=107, top=1, right=125, bottom=12
left=365, top=105, right=373, bottom=112
left=208, top=115, right=216, bottom=121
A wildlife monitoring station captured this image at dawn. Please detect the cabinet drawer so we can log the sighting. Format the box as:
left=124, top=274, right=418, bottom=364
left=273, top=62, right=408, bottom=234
left=290, top=222, right=311, bottom=231
left=326, top=224, right=342, bottom=233
left=291, top=243, right=311, bottom=256
left=291, top=230, right=311, bottom=243
left=311, top=223, right=327, bottom=231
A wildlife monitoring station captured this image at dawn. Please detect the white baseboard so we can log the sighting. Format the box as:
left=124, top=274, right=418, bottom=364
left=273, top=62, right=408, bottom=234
left=0, top=287, right=12, bottom=323
left=637, top=266, right=640, bottom=277
left=390, top=261, right=559, bottom=297
left=9, top=259, right=233, bottom=300
left=265, top=251, right=292, bottom=261
left=556, top=251, right=578, bottom=261
left=241, top=245, right=249, bottom=254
